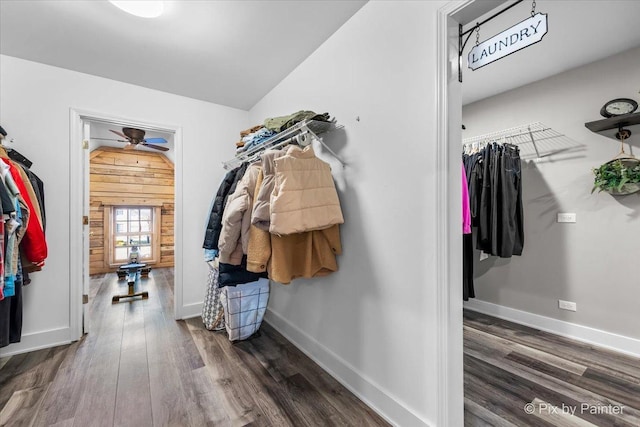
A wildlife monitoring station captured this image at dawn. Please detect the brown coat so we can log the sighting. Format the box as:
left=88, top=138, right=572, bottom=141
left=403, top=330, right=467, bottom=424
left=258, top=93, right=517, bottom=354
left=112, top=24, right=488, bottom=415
left=269, top=226, right=342, bottom=284
left=270, top=145, right=344, bottom=235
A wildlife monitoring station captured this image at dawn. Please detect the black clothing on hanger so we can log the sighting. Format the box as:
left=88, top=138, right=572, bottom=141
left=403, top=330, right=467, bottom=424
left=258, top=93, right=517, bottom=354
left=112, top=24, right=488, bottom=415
left=203, top=163, right=249, bottom=250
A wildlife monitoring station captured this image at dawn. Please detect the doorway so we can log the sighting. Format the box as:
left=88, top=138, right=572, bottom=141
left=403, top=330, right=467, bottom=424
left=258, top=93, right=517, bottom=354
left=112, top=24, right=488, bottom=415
left=438, top=1, right=640, bottom=425
left=69, top=109, right=184, bottom=339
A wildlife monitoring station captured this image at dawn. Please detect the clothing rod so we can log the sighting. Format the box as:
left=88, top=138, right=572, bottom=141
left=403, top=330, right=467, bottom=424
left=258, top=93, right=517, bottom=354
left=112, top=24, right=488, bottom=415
left=223, top=120, right=344, bottom=170
left=246, top=131, right=310, bottom=163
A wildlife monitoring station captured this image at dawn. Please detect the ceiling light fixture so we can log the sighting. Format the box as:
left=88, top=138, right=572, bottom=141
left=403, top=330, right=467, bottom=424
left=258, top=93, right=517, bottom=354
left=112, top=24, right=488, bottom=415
left=109, top=1, right=164, bottom=18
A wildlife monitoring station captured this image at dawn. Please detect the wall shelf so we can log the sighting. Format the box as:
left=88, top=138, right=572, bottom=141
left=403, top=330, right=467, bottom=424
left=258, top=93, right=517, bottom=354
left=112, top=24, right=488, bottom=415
left=222, top=119, right=344, bottom=170
left=585, top=112, right=640, bottom=142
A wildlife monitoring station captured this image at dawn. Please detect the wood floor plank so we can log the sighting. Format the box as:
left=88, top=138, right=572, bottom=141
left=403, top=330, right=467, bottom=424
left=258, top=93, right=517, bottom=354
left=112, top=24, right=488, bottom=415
left=256, top=324, right=391, bottom=426
left=0, top=345, right=67, bottom=414
left=465, top=325, right=588, bottom=376
left=464, top=310, right=640, bottom=381
left=464, top=398, right=518, bottom=427
left=188, top=327, right=273, bottom=426
left=187, top=366, right=233, bottom=426
left=144, top=274, right=222, bottom=427
left=113, top=348, right=153, bottom=427
left=0, top=384, right=49, bottom=427
left=232, top=338, right=349, bottom=427
left=145, top=306, right=194, bottom=427
left=114, top=280, right=153, bottom=427
left=0, top=357, right=10, bottom=371
left=247, top=324, right=388, bottom=426
left=71, top=281, right=126, bottom=427
left=33, top=341, right=87, bottom=425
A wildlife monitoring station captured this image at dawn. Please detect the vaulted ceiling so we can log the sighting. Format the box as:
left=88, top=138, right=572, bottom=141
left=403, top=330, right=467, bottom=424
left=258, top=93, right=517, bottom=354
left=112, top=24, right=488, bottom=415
left=0, top=0, right=366, bottom=110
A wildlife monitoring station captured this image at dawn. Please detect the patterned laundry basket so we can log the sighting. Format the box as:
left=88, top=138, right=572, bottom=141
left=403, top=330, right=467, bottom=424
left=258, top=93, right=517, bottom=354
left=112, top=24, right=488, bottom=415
left=220, top=278, right=270, bottom=342
left=202, top=261, right=225, bottom=331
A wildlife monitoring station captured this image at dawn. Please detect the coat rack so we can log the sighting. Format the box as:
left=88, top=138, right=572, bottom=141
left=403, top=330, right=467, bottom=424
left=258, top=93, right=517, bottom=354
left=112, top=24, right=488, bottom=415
left=222, top=119, right=345, bottom=170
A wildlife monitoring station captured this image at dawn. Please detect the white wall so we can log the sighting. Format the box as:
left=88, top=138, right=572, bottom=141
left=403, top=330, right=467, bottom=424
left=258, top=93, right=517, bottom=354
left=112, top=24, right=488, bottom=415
left=462, top=46, right=640, bottom=341
left=0, top=55, right=248, bottom=355
left=249, top=2, right=447, bottom=426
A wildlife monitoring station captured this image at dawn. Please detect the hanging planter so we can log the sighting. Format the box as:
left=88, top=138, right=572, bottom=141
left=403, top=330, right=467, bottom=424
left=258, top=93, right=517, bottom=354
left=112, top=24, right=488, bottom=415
left=592, top=127, right=640, bottom=196
left=592, top=157, right=640, bottom=195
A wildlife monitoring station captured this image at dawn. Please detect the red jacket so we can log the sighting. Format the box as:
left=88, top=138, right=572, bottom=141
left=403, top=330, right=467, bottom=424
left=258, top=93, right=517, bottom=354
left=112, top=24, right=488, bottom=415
left=1, top=158, right=47, bottom=265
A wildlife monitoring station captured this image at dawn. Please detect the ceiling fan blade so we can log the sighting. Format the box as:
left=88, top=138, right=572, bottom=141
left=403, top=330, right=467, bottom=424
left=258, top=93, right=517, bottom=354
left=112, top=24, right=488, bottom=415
left=143, top=137, right=168, bottom=144
left=109, top=129, right=130, bottom=140
left=142, top=143, right=170, bottom=152
left=91, top=137, right=127, bottom=142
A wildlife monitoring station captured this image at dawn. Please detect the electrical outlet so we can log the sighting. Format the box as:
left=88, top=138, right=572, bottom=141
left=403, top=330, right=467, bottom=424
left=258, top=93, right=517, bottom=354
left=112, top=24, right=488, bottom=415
left=557, top=213, right=577, bottom=223
left=559, top=300, right=577, bottom=312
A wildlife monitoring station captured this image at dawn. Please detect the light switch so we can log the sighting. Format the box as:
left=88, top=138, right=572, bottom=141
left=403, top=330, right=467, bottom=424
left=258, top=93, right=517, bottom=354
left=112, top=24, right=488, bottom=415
left=557, top=213, right=577, bottom=223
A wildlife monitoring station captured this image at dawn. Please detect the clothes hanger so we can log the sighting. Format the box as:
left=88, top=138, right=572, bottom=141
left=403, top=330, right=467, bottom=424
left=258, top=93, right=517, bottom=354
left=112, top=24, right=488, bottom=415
left=0, top=125, right=34, bottom=168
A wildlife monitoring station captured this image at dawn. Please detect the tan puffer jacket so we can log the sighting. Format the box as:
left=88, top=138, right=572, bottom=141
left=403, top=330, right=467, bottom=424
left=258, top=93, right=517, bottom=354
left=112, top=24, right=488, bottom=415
left=218, top=163, right=262, bottom=264
left=270, top=145, right=344, bottom=235
left=251, top=149, right=285, bottom=231
left=247, top=169, right=271, bottom=273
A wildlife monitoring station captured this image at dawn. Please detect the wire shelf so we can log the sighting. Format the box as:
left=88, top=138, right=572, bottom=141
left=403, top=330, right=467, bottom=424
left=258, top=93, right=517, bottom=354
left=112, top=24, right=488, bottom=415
left=222, top=119, right=344, bottom=170
left=463, top=122, right=584, bottom=161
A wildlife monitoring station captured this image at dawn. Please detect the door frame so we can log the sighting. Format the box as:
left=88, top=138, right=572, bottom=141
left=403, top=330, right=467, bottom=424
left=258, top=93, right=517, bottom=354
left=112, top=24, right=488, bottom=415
left=436, top=1, right=500, bottom=425
left=69, top=108, right=183, bottom=341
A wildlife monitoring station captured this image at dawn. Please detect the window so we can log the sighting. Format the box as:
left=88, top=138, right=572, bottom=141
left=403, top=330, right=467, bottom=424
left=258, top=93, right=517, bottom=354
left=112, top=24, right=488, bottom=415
left=105, top=206, right=161, bottom=266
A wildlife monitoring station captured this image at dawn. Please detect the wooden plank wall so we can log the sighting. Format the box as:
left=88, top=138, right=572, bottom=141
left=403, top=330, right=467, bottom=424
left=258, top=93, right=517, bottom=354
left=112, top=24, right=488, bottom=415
left=89, top=147, right=175, bottom=275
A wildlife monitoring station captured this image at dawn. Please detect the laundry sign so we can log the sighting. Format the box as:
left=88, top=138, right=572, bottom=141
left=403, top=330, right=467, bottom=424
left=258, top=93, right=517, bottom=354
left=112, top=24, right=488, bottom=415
left=468, top=13, right=548, bottom=71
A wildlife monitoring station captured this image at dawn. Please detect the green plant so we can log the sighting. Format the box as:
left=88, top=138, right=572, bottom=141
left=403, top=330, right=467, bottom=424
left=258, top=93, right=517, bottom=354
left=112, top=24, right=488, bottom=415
left=592, top=158, right=640, bottom=194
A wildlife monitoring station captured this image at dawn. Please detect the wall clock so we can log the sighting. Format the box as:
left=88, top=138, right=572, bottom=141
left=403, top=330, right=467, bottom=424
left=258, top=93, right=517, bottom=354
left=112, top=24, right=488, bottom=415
left=600, top=98, right=638, bottom=118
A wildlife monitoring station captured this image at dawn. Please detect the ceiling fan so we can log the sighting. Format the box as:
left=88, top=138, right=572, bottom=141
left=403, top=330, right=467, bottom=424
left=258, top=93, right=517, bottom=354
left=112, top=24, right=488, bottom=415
left=92, top=127, right=169, bottom=151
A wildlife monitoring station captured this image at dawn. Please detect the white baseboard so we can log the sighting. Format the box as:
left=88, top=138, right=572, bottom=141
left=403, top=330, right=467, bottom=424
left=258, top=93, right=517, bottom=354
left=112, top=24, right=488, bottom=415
left=264, top=308, right=430, bottom=427
left=463, top=299, right=640, bottom=358
left=178, top=302, right=203, bottom=320
left=0, top=327, right=72, bottom=357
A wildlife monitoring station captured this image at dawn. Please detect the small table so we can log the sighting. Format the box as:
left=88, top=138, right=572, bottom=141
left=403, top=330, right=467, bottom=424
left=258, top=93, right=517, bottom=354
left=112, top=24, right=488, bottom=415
left=112, top=262, right=150, bottom=303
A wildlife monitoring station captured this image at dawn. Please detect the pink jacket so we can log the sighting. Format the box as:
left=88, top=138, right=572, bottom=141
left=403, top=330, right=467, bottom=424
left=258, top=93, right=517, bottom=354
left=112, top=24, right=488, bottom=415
left=462, top=164, right=471, bottom=234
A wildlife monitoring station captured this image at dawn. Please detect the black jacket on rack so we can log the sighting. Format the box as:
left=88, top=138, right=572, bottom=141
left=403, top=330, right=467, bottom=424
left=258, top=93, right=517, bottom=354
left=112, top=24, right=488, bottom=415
left=202, top=163, right=248, bottom=250
left=465, top=142, right=524, bottom=258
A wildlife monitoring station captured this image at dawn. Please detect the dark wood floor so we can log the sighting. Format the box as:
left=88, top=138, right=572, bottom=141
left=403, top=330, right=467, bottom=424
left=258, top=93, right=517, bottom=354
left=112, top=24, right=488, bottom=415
left=464, top=309, right=640, bottom=427
left=0, top=268, right=389, bottom=427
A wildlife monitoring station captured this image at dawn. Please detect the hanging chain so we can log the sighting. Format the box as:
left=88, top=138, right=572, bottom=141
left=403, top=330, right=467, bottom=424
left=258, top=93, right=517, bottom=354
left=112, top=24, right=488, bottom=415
left=620, top=130, right=628, bottom=154
left=475, top=24, right=480, bottom=46
left=531, top=0, right=537, bottom=16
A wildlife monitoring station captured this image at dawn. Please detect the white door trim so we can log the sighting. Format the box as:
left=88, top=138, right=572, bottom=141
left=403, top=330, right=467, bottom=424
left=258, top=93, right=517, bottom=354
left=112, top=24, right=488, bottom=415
left=436, top=1, right=474, bottom=426
left=69, top=108, right=184, bottom=341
